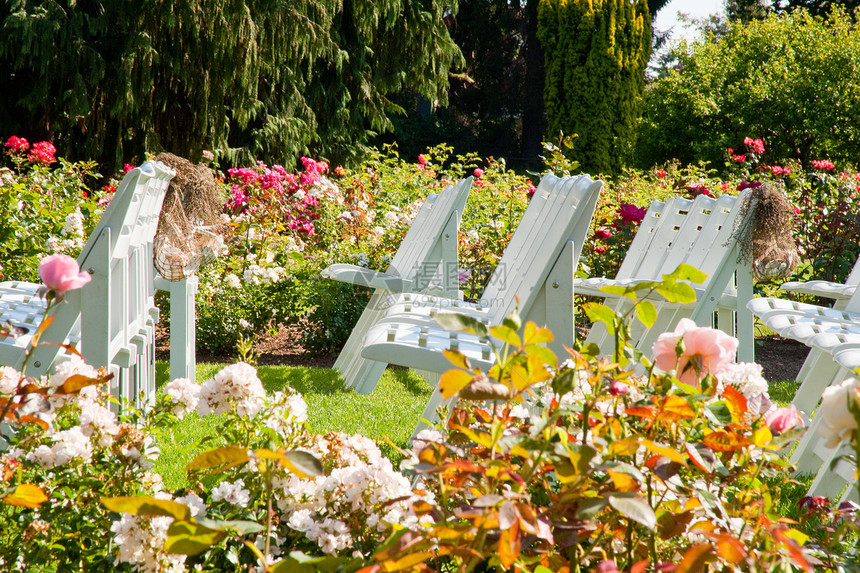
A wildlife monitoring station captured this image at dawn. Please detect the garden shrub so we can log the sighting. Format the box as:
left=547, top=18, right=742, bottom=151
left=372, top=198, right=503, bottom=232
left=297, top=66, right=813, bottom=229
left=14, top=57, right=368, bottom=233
left=0, top=137, right=106, bottom=282
left=636, top=7, right=860, bottom=170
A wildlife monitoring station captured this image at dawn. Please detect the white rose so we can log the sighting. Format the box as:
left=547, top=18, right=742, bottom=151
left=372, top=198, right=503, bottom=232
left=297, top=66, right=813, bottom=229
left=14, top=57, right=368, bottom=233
left=816, top=377, right=860, bottom=448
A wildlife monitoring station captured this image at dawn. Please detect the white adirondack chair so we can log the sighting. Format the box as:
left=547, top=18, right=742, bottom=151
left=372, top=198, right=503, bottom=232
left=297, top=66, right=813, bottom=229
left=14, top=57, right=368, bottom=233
left=748, top=288, right=860, bottom=501
left=322, top=177, right=473, bottom=391
left=360, top=173, right=604, bottom=434
left=0, top=160, right=174, bottom=407
left=771, top=252, right=860, bottom=390
left=575, top=191, right=756, bottom=363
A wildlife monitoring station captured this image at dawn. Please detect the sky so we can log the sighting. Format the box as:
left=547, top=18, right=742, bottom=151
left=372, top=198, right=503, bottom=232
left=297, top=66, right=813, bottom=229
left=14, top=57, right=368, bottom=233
left=654, top=0, right=726, bottom=43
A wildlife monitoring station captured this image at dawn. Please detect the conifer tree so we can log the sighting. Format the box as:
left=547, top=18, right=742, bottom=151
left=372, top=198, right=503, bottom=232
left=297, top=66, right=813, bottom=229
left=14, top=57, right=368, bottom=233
left=537, top=0, right=651, bottom=174
left=0, top=0, right=462, bottom=169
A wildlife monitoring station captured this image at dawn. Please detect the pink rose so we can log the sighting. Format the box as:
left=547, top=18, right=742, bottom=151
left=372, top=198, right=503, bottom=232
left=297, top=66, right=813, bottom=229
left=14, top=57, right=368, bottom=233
left=27, top=141, right=56, bottom=164
left=39, top=254, right=91, bottom=295
left=417, top=154, right=427, bottom=165
left=473, top=168, right=484, bottom=178
left=652, top=318, right=738, bottom=387
left=594, top=228, right=612, bottom=240
left=4, top=135, right=29, bottom=154
left=608, top=380, right=628, bottom=396
left=744, top=136, right=765, bottom=155
left=655, top=168, right=667, bottom=179
left=765, top=405, right=802, bottom=434
left=617, top=203, right=647, bottom=223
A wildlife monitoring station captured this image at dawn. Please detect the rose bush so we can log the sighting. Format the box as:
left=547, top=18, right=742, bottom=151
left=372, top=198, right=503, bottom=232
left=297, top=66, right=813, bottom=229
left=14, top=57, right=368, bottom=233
left=1, top=136, right=106, bottom=282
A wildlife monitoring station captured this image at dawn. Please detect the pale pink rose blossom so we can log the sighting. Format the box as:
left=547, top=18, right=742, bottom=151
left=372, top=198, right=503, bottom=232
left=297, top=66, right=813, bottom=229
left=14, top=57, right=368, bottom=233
left=39, top=254, right=91, bottom=294
left=652, top=318, right=738, bottom=387
left=765, top=405, right=802, bottom=434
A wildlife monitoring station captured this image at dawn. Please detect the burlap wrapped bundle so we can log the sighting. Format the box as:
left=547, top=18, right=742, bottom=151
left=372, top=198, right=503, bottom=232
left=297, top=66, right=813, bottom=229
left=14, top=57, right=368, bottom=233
left=730, top=182, right=800, bottom=281
left=153, top=153, right=227, bottom=281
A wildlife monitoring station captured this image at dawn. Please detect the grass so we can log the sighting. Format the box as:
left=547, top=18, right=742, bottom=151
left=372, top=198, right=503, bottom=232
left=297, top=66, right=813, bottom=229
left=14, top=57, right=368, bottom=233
left=152, top=362, right=433, bottom=490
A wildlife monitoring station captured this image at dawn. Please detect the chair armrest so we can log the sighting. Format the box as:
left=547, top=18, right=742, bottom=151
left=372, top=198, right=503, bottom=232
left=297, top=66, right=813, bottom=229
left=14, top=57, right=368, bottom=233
left=780, top=279, right=856, bottom=301
left=322, top=263, right=414, bottom=292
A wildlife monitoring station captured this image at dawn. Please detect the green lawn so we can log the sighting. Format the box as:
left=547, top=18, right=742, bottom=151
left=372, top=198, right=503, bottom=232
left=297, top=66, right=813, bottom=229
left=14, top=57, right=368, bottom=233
left=152, top=362, right=433, bottom=490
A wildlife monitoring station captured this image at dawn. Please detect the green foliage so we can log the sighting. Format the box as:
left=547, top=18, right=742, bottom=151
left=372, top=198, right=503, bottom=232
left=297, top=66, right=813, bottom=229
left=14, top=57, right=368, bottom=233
left=636, top=8, right=860, bottom=170
left=0, top=148, right=105, bottom=281
left=537, top=0, right=652, bottom=174
left=0, top=0, right=462, bottom=170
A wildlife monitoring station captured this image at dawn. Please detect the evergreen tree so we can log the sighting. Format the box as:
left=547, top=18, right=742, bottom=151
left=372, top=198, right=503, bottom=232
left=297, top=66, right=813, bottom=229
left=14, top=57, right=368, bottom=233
left=537, top=0, right=652, bottom=174
left=0, top=0, right=462, bottom=169
left=771, top=0, right=860, bottom=17
left=726, top=0, right=773, bottom=22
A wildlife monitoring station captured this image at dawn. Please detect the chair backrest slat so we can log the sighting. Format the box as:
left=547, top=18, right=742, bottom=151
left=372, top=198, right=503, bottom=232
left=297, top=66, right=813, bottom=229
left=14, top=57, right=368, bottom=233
left=387, top=177, right=472, bottom=278
left=481, top=173, right=603, bottom=323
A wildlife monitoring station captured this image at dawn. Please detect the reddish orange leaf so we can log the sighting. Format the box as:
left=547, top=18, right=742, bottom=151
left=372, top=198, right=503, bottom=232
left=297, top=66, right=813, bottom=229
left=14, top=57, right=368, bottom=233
left=655, top=395, right=696, bottom=423
left=56, top=369, right=112, bottom=395
left=723, top=385, right=748, bottom=421
left=703, top=431, right=751, bottom=452
left=774, top=528, right=813, bottom=572
left=712, top=533, right=746, bottom=564
left=626, top=406, right=657, bottom=419
left=18, top=415, right=49, bottom=430
left=498, top=520, right=521, bottom=569
left=677, top=543, right=713, bottom=573
left=685, top=442, right=715, bottom=473
left=32, top=314, right=55, bottom=341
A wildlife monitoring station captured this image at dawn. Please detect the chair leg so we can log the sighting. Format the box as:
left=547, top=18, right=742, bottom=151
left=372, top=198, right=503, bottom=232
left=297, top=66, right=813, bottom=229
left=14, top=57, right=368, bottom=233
left=170, top=277, right=197, bottom=382
left=335, top=290, right=390, bottom=393
left=792, top=354, right=842, bottom=415
left=411, top=371, right=447, bottom=441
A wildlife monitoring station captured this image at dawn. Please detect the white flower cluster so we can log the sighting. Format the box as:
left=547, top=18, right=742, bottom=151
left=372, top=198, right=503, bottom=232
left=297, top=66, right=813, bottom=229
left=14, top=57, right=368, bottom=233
left=243, top=264, right=288, bottom=285
left=263, top=391, right=309, bottom=436
left=0, top=366, right=19, bottom=394
left=275, top=433, right=433, bottom=556
left=197, top=362, right=266, bottom=417
left=110, top=492, right=187, bottom=573
left=306, top=176, right=342, bottom=203
left=349, top=253, right=370, bottom=268
left=282, top=236, right=305, bottom=254
left=0, top=167, right=16, bottom=187
left=212, top=480, right=251, bottom=507
left=163, top=377, right=200, bottom=419
left=5, top=358, right=153, bottom=473
left=383, top=199, right=422, bottom=228
left=46, top=208, right=85, bottom=254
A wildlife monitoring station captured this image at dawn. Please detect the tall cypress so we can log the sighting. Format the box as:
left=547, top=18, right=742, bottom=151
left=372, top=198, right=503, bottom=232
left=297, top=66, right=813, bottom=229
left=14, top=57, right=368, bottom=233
left=537, top=0, right=651, bottom=174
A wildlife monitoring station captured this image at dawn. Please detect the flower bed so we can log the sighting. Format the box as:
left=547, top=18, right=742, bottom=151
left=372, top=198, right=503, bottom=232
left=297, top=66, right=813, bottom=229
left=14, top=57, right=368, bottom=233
left=1, top=260, right=859, bottom=571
